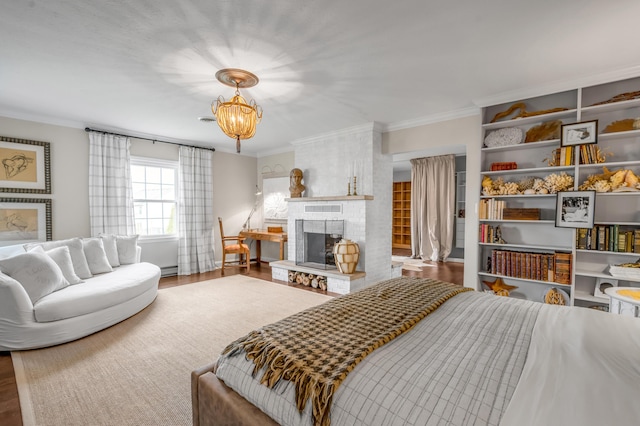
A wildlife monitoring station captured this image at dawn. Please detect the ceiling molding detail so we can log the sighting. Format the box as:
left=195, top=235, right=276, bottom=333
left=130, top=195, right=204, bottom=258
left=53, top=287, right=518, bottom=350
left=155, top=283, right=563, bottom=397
left=290, top=122, right=383, bottom=147
left=383, top=106, right=480, bottom=133
left=473, top=65, right=640, bottom=107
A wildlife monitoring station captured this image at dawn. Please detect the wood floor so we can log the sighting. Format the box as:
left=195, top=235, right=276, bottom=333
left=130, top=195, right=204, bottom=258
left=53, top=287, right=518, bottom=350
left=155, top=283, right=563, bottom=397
left=0, top=258, right=463, bottom=425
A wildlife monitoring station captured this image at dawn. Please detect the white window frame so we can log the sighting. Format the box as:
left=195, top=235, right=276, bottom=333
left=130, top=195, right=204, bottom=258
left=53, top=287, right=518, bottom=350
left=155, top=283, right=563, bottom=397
left=131, top=156, right=179, bottom=241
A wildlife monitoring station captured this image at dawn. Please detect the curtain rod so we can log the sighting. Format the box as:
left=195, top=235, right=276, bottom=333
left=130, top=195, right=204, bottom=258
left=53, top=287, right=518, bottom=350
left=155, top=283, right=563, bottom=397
left=84, top=127, right=215, bottom=152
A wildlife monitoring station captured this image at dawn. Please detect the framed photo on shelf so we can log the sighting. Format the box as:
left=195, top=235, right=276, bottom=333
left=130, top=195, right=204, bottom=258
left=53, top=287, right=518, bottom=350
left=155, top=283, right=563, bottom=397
left=0, top=136, right=51, bottom=194
left=0, top=198, right=52, bottom=244
left=555, top=190, right=595, bottom=228
left=560, top=120, right=598, bottom=147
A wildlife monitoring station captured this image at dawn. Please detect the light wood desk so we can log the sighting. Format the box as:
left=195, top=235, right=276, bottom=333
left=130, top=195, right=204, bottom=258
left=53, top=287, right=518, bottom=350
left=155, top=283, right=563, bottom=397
left=239, top=229, right=288, bottom=263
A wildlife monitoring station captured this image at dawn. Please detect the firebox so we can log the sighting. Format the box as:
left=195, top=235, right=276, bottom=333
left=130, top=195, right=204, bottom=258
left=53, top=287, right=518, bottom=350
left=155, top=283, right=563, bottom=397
left=295, top=219, right=344, bottom=270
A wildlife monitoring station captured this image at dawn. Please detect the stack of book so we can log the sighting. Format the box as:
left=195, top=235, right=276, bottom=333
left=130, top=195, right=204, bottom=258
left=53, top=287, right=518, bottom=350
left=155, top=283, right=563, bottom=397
left=552, top=146, right=575, bottom=166
left=479, top=199, right=506, bottom=219
left=488, top=250, right=572, bottom=285
left=578, top=144, right=602, bottom=164
left=576, top=225, right=640, bottom=253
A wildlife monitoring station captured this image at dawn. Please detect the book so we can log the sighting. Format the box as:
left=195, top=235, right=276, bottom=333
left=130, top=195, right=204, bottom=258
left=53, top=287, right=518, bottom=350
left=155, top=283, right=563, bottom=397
left=577, top=228, right=588, bottom=250
left=554, top=252, right=572, bottom=285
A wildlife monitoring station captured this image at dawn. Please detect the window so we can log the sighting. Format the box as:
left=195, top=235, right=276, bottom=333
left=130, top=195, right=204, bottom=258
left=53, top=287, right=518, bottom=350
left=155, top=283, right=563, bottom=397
left=131, top=157, right=178, bottom=237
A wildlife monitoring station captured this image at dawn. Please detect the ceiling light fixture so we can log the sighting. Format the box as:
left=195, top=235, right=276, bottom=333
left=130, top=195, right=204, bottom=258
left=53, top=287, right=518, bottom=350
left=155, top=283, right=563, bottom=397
left=211, top=68, right=263, bottom=153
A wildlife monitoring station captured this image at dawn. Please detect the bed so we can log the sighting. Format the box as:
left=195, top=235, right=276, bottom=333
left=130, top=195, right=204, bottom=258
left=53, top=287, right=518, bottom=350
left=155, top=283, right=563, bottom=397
left=191, top=277, right=640, bottom=426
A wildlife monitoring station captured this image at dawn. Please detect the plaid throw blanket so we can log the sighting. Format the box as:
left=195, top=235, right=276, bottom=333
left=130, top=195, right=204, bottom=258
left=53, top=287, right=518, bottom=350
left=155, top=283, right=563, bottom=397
left=221, top=277, right=472, bottom=426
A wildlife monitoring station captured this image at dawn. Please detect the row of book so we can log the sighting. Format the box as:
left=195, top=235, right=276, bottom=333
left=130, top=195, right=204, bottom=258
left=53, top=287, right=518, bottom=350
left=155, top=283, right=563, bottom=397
left=552, top=144, right=602, bottom=166
left=478, top=199, right=506, bottom=220
left=576, top=225, right=640, bottom=253
left=487, top=249, right=572, bottom=285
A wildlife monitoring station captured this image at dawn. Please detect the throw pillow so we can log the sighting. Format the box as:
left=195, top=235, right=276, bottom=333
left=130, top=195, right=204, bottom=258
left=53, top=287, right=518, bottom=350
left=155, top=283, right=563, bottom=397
left=24, top=238, right=93, bottom=279
left=116, top=235, right=139, bottom=265
left=28, top=245, right=83, bottom=285
left=82, top=238, right=113, bottom=275
left=0, top=251, right=69, bottom=304
left=99, top=234, right=120, bottom=268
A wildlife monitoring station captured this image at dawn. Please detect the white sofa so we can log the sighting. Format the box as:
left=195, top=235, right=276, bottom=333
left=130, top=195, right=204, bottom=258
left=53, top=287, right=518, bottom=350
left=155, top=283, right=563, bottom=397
left=0, top=236, right=161, bottom=351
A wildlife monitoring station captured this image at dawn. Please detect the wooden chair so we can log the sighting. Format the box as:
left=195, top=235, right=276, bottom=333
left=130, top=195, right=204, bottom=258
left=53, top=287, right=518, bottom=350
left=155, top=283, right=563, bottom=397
left=218, top=217, right=250, bottom=272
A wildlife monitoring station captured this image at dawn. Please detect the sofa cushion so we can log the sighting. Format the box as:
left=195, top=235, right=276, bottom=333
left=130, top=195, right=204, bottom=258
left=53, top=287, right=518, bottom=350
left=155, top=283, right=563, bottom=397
left=83, top=238, right=113, bottom=275
left=33, top=262, right=160, bottom=323
left=29, top=245, right=83, bottom=285
left=116, top=235, right=139, bottom=264
left=0, top=251, right=69, bottom=304
left=25, top=238, right=93, bottom=279
left=99, top=234, right=121, bottom=267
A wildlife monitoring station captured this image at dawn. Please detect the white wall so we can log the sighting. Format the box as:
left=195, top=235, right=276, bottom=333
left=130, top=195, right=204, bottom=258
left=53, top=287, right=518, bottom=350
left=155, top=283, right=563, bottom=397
left=382, top=114, right=482, bottom=289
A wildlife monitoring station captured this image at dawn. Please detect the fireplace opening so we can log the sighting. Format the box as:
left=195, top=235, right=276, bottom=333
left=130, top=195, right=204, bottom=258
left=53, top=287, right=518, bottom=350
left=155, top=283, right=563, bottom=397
left=295, top=219, right=344, bottom=270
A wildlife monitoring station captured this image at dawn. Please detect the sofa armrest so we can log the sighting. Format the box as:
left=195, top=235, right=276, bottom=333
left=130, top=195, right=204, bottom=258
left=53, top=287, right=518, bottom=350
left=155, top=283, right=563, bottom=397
left=0, top=274, right=34, bottom=323
left=136, top=245, right=142, bottom=263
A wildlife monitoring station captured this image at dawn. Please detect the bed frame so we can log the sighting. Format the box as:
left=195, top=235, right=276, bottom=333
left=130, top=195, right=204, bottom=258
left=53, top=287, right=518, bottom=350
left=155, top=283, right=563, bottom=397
left=191, top=362, right=279, bottom=426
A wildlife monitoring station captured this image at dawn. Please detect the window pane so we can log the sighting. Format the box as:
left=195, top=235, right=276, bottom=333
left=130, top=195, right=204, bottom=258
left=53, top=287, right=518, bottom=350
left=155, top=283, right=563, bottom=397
left=131, top=165, right=146, bottom=182
left=163, top=202, right=175, bottom=217
left=162, top=184, right=175, bottom=201
left=147, top=202, right=163, bottom=219
left=147, top=219, right=164, bottom=235
left=146, top=184, right=162, bottom=200
left=135, top=220, right=148, bottom=235
left=132, top=182, right=146, bottom=199
left=162, top=169, right=175, bottom=185
left=134, top=202, right=147, bottom=217
left=146, top=167, right=162, bottom=184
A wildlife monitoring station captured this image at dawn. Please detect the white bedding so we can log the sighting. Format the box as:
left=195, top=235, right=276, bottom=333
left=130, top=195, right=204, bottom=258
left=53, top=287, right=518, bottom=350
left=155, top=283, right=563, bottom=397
left=216, top=290, right=640, bottom=426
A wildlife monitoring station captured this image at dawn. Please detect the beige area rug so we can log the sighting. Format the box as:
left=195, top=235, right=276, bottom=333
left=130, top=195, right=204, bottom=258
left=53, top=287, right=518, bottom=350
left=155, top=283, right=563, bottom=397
left=391, top=255, right=436, bottom=271
left=12, top=276, right=332, bottom=426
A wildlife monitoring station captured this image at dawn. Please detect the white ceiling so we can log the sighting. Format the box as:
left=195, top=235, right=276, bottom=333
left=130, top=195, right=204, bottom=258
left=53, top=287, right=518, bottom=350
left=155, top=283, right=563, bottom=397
left=1, top=1, right=640, bottom=157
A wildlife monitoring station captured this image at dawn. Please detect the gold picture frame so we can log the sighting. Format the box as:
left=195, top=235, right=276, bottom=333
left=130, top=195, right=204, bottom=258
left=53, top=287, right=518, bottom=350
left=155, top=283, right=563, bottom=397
left=0, top=198, right=52, bottom=244
left=0, top=136, right=51, bottom=194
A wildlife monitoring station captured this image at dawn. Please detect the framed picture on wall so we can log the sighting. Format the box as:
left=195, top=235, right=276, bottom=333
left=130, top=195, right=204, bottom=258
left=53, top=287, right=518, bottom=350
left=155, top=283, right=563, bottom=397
left=0, top=136, right=51, bottom=194
left=0, top=198, right=52, bottom=244
left=555, top=190, right=595, bottom=228
left=560, top=120, right=598, bottom=147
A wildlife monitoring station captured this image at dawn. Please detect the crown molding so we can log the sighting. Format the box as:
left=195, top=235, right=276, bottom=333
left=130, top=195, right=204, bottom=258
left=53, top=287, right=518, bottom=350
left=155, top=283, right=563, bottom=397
left=383, top=106, right=480, bottom=132
left=473, top=65, right=640, bottom=107
left=290, top=122, right=383, bottom=146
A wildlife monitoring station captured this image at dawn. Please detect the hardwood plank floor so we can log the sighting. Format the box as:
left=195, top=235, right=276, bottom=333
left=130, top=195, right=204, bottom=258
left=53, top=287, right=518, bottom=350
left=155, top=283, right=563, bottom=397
left=0, top=258, right=463, bottom=425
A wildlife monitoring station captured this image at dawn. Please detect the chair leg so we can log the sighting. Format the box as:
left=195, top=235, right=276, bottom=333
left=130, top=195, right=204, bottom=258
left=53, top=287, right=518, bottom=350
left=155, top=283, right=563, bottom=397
left=246, top=251, right=250, bottom=271
left=221, top=251, right=226, bottom=272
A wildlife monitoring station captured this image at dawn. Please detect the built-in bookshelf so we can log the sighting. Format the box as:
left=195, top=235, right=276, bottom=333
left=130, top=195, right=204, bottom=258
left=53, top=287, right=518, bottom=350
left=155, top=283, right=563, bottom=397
left=479, top=75, right=640, bottom=307
left=392, top=181, right=411, bottom=249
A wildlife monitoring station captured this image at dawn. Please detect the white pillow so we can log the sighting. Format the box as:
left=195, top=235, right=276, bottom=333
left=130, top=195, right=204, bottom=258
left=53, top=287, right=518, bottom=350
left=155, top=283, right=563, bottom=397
left=24, top=238, right=92, bottom=279
left=116, top=235, right=139, bottom=265
left=99, top=234, right=120, bottom=267
left=83, top=238, right=113, bottom=275
left=29, top=245, right=83, bottom=285
left=0, top=251, right=69, bottom=303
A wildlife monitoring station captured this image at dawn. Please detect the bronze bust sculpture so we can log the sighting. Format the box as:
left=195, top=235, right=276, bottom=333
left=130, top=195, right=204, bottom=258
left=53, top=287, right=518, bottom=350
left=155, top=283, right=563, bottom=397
left=289, top=168, right=305, bottom=198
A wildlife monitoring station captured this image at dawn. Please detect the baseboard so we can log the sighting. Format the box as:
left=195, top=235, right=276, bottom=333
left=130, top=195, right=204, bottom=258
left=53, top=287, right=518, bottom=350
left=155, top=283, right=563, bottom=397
left=444, top=257, right=464, bottom=263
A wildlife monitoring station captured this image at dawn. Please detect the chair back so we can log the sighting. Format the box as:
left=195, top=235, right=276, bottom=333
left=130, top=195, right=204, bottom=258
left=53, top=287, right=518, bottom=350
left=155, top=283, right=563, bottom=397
left=218, top=217, right=225, bottom=240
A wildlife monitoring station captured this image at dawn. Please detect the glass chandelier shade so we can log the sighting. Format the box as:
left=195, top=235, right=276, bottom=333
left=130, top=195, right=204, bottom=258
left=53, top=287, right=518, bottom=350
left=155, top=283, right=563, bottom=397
left=211, top=69, right=263, bottom=154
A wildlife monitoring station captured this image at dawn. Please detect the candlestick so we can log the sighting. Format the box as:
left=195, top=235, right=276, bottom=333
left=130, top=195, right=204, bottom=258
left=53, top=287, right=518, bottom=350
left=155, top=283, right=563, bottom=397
left=353, top=175, right=358, bottom=196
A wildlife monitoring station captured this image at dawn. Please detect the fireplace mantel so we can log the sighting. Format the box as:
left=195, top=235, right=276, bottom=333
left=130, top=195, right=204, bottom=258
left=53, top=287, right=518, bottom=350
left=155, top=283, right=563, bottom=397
left=286, top=195, right=373, bottom=202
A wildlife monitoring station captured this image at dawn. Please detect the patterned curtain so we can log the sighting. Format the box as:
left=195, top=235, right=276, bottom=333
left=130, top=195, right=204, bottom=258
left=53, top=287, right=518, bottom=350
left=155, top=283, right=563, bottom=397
left=88, top=132, right=135, bottom=236
left=177, top=146, right=215, bottom=275
left=410, top=155, right=455, bottom=262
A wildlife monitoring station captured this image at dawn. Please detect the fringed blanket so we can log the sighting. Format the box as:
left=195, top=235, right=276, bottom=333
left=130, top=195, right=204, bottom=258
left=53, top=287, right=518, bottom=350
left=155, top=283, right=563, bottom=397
left=220, top=277, right=472, bottom=426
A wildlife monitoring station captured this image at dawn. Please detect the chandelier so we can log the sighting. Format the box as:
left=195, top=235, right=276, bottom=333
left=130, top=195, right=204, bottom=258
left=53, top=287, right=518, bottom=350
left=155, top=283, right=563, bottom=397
left=211, top=68, right=263, bottom=153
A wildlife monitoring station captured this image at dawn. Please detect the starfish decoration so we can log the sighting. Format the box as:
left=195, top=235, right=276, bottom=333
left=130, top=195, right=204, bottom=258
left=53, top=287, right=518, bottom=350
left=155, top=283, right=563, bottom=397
left=483, top=278, right=518, bottom=295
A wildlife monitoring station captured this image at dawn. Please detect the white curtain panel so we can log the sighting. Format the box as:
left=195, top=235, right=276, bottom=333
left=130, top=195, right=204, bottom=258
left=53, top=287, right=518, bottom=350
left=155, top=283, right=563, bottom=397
left=178, top=146, right=215, bottom=275
left=410, top=155, right=455, bottom=262
left=88, top=132, right=135, bottom=236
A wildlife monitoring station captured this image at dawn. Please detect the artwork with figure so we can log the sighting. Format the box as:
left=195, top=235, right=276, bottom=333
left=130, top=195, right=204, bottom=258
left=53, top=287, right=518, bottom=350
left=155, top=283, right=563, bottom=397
left=0, top=148, right=36, bottom=182
left=0, top=207, right=39, bottom=240
left=561, top=196, right=590, bottom=222
left=0, top=137, right=51, bottom=194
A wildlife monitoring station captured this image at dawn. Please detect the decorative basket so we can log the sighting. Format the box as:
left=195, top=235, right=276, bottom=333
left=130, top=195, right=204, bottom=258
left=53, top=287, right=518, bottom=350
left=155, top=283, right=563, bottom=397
left=333, top=239, right=360, bottom=274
